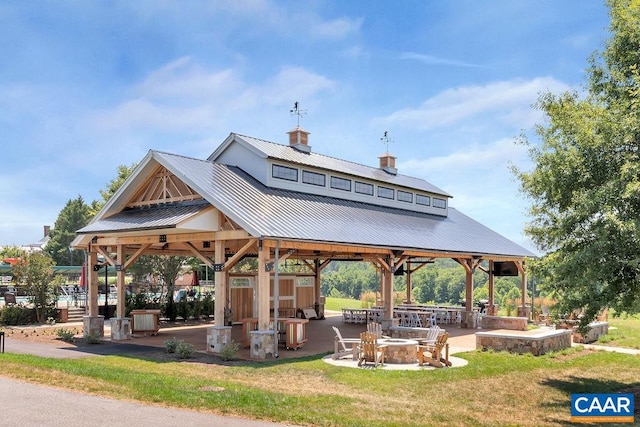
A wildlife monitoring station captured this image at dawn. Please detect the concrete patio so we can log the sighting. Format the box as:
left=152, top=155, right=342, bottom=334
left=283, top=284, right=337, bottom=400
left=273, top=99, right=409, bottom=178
left=104, top=310, right=478, bottom=362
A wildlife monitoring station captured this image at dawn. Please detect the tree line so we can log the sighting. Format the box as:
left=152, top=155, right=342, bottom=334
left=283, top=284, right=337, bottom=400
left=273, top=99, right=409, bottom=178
left=321, top=258, right=526, bottom=309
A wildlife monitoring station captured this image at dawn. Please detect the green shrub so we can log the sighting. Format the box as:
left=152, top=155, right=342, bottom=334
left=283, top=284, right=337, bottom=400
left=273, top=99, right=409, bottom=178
left=56, top=328, right=75, bottom=342
left=201, top=293, right=214, bottom=317
left=164, top=336, right=180, bottom=353
left=175, top=341, right=194, bottom=359
left=219, top=341, right=239, bottom=361
left=125, top=291, right=150, bottom=317
left=0, top=304, right=32, bottom=325
left=85, top=332, right=101, bottom=344
left=177, top=298, right=192, bottom=321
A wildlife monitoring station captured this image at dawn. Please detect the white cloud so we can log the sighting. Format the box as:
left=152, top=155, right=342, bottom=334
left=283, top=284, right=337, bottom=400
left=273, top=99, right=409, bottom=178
left=400, top=138, right=537, bottom=253
left=375, top=77, right=570, bottom=131
left=90, top=60, right=335, bottom=133
left=399, top=51, right=482, bottom=68
left=310, top=17, right=363, bottom=40
left=400, top=138, right=530, bottom=176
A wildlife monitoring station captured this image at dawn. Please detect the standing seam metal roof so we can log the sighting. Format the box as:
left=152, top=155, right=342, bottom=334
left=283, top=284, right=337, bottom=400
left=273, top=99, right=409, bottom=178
left=79, top=151, right=534, bottom=258
left=229, top=134, right=452, bottom=197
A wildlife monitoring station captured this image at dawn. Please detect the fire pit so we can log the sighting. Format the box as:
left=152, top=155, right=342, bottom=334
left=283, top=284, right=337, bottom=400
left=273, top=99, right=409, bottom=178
left=377, top=338, right=419, bottom=364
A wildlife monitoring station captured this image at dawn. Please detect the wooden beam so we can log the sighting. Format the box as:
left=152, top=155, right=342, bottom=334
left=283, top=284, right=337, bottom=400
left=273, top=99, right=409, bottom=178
left=96, top=246, right=116, bottom=266
left=92, top=229, right=251, bottom=246
left=123, top=243, right=151, bottom=270
left=375, top=256, right=391, bottom=272
left=223, top=239, right=258, bottom=271
left=185, top=242, right=216, bottom=269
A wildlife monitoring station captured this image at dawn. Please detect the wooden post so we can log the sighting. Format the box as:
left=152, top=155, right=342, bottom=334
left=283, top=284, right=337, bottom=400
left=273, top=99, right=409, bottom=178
left=214, top=240, right=225, bottom=327
left=88, top=247, right=98, bottom=317
left=521, top=261, right=528, bottom=318
left=488, top=260, right=495, bottom=312
left=405, top=261, right=412, bottom=304
left=257, top=241, right=270, bottom=330
left=464, top=262, right=473, bottom=312
left=116, top=245, right=126, bottom=318
left=383, top=258, right=393, bottom=321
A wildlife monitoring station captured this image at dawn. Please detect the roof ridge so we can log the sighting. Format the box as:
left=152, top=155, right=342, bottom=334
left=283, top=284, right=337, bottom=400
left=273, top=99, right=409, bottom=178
left=234, top=133, right=429, bottom=182
left=151, top=149, right=212, bottom=163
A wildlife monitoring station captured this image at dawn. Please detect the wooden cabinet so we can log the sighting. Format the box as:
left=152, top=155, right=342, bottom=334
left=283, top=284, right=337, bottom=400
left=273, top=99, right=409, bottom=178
left=130, top=309, right=161, bottom=335
left=284, top=318, right=308, bottom=350
left=240, top=317, right=308, bottom=350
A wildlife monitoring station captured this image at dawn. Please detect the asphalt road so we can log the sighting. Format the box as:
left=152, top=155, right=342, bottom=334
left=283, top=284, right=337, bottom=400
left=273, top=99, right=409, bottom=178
left=0, top=376, right=300, bottom=427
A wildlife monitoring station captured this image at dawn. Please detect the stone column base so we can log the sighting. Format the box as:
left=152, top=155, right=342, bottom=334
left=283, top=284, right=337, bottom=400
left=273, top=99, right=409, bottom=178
left=83, top=315, right=104, bottom=338
left=485, top=304, right=499, bottom=316
left=250, top=330, right=276, bottom=359
left=461, top=311, right=479, bottom=329
left=517, top=305, right=532, bottom=319
left=381, top=318, right=398, bottom=333
left=207, top=326, right=232, bottom=353
left=110, top=317, right=131, bottom=341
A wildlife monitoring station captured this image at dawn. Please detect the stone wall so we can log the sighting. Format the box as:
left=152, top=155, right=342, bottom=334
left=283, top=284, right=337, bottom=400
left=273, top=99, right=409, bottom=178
left=476, top=329, right=572, bottom=356
left=389, top=326, right=432, bottom=340
left=481, top=315, right=528, bottom=331
left=572, top=321, right=609, bottom=344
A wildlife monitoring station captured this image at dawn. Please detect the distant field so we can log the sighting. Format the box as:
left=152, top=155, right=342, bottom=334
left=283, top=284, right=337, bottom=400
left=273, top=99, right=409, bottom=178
left=323, top=296, right=362, bottom=312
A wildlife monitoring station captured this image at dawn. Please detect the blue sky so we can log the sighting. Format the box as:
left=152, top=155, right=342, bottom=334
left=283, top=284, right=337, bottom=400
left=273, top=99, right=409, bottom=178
left=0, top=1, right=610, bottom=253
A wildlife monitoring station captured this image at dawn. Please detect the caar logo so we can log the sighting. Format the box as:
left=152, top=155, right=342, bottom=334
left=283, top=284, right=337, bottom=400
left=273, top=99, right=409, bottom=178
left=571, top=393, right=635, bottom=423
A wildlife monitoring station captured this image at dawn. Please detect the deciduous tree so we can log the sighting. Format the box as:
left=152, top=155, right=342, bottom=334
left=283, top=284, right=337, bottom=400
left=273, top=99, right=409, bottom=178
left=514, top=0, right=640, bottom=325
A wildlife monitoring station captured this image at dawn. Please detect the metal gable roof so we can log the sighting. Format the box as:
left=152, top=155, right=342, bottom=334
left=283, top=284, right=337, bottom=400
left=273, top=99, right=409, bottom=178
left=77, top=199, right=211, bottom=234
left=228, top=133, right=452, bottom=197
left=126, top=151, right=533, bottom=257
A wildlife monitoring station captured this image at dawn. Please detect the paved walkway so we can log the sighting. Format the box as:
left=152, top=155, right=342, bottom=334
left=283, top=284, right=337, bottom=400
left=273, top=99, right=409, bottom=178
left=0, top=376, right=299, bottom=427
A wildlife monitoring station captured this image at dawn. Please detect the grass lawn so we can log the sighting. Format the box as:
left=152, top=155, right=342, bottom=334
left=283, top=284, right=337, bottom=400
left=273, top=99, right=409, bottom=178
left=324, top=296, right=366, bottom=311
left=0, top=345, right=638, bottom=426
left=597, top=314, right=640, bottom=349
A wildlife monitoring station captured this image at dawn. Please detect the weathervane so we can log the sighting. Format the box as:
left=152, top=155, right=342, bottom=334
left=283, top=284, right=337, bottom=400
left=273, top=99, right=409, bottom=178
left=380, top=131, right=394, bottom=153
left=290, top=101, right=307, bottom=127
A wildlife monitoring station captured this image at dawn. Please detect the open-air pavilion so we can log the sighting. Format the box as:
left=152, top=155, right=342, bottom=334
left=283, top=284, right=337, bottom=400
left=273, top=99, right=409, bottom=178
left=72, top=127, right=535, bottom=359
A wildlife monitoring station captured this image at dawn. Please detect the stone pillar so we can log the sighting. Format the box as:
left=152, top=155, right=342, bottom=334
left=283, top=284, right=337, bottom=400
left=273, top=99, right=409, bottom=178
left=110, top=317, right=131, bottom=341
left=83, top=315, right=104, bottom=338
left=461, top=310, right=479, bottom=329
left=381, top=317, right=399, bottom=333
left=517, top=305, right=531, bottom=319
left=250, top=330, right=276, bottom=359
left=207, top=325, right=232, bottom=353
left=486, top=304, right=499, bottom=316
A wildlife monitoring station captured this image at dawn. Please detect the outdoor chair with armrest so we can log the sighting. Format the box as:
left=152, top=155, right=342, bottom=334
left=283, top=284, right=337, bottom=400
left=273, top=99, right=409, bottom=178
left=357, top=331, right=387, bottom=368
left=417, top=332, right=451, bottom=368
left=366, top=322, right=390, bottom=339
left=332, top=326, right=360, bottom=360
left=420, top=326, right=441, bottom=347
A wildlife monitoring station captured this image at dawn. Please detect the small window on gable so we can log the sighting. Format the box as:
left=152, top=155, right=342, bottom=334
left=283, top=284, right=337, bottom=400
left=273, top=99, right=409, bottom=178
left=302, top=170, right=326, bottom=187
left=416, top=194, right=431, bottom=206
left=355, top=181, right=374, bottom=196
left=272, top=164, right=298, bottom=182
left=378, top=186, right=394, bottom=199
left=397, top=190, right=413, bottom=203
left=330, top=176, right=352, bottom=191
left=433, top=197, right=447, bottom=209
